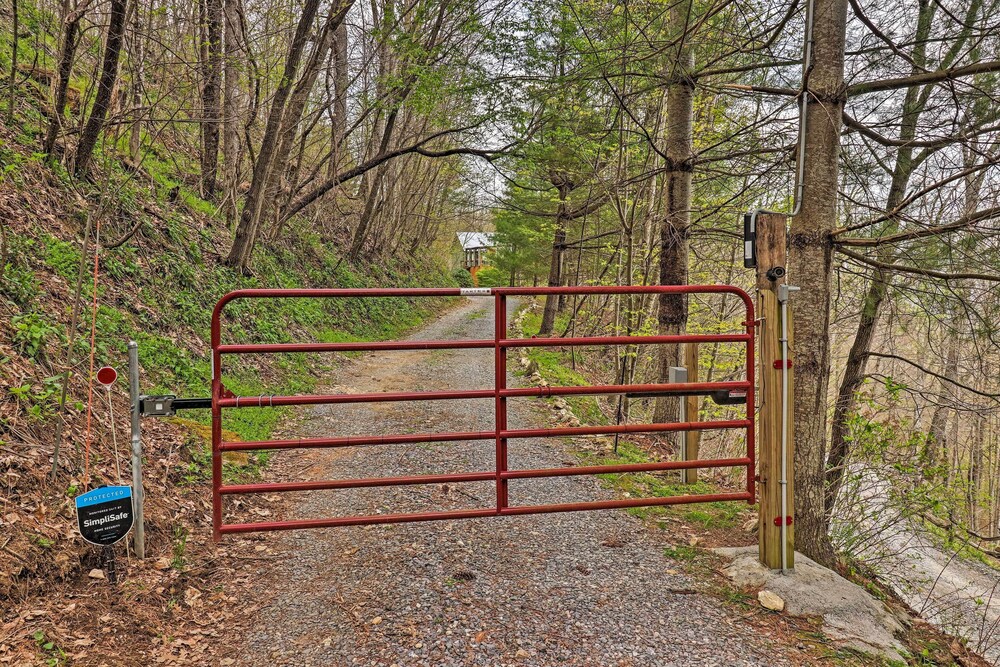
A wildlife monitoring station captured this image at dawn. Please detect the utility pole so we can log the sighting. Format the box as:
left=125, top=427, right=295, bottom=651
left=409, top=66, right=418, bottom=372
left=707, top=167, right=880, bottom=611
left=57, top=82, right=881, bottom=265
left=755, top=213, right=795, bottom=571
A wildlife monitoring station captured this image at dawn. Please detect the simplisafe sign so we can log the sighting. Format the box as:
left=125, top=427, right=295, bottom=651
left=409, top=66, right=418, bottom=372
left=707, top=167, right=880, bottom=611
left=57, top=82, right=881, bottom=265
left=75, top=486, right=134, bottom=546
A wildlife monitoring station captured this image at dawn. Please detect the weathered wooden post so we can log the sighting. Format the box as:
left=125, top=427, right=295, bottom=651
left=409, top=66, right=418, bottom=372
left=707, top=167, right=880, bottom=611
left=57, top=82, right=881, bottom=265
left=683, top=342, right=701, bottom=484
left=755, top=213, right=794, bottom=571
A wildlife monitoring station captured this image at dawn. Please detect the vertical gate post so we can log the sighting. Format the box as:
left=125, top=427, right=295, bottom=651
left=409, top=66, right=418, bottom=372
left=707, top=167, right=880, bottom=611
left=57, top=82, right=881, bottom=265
left=755, top=214, right=794, bottom=571
left=128, top=341, right=146, bottom=559
left=684, top=343, right=701, bottom=484
left=494, top=293, right=509, bottom=511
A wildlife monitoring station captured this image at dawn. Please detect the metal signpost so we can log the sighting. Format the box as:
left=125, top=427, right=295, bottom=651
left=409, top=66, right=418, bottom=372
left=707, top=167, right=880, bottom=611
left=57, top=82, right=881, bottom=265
left=128, top=342, right=145, bottom=559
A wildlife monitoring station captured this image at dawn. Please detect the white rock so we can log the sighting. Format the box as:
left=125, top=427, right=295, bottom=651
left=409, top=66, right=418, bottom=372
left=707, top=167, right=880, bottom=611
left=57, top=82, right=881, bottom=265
left=88, top=569, right=105, bottom=580
left=758, top=590, right=785, bottom=611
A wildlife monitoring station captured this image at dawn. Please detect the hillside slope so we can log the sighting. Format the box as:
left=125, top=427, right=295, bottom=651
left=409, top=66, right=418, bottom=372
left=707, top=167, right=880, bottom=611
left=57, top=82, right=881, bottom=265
left=0, top=108, right=458, bottom=662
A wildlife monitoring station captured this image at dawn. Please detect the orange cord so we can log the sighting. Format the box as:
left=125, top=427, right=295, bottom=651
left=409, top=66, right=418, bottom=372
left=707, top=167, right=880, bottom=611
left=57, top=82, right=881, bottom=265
left=83, top=218, right=101, bottom=489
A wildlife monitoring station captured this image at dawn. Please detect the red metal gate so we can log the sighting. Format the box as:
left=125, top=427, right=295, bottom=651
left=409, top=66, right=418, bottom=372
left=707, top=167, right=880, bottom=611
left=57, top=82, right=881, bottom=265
left=210, top=286, right=755, bottom=540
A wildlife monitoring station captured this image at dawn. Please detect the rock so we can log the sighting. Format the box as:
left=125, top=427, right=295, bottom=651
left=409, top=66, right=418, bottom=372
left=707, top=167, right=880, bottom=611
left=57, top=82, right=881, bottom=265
left=371, top=616, right=383, bottom=625
left=88, top=569, right=105, bottom=580
left=716, top=546, right=906, bottom=662
left=515, top=648, right=529, bottom=659
left=758, top=590, right=785, bottom=611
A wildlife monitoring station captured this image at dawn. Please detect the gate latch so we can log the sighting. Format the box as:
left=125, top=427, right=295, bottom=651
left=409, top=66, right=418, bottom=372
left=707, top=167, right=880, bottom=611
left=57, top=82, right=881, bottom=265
left=140, top=395, right=176, bottom=417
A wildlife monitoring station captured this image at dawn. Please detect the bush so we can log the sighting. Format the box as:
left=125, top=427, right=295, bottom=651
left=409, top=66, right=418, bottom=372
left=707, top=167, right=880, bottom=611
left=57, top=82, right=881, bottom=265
left=451, top=267, right=473, bottom=287
left=474, top=266, right=504, bottom=287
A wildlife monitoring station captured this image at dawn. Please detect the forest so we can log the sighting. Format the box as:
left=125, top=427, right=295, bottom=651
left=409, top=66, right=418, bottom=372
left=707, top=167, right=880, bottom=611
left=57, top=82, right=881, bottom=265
left=2, top=0, right=1000, bottom=662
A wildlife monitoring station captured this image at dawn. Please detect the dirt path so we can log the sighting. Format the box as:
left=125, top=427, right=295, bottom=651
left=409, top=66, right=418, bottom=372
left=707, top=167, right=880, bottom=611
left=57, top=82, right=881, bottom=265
left=234, top=297, right=794, bottom=666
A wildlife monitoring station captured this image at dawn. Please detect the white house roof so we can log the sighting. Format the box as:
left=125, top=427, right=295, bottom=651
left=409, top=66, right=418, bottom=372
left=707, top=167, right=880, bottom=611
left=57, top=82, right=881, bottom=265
left=457, top=232, right=495, bottom=250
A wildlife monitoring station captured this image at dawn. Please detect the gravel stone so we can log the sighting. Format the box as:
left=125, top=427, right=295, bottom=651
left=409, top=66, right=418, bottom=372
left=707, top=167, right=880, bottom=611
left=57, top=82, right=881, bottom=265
left=237, top=298, right=793, bottom=666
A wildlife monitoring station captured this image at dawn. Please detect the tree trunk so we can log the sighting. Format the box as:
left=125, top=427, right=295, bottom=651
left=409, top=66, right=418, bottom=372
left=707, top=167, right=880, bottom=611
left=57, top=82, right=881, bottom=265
left=43, top=3, right=83, bottom=157
left=8, top=0, right=18, bottom=123
left=74, top=0, right=129, bottom=176
left=653, top=0, right=693, bottom=425
left=201, top=0, right=223, bottom=197
left=327, top=17, right=349, bottom=179
left=540, top=179, right=571, bottom=336
left=224, top=0, right=323, bottom=269
left=786, top=0, right=847, bottom=567
left=222, top=0, right=245, bottom=224
left=826, top=0, right=934, bottom=512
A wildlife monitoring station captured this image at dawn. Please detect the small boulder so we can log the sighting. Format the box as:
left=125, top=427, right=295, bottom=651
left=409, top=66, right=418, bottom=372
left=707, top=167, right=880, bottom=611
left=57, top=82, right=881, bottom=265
left=758, top=589, right=785, bottom=611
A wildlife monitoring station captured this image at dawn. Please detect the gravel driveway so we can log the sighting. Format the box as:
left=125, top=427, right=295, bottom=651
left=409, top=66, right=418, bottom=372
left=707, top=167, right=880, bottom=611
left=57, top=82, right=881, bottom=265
left=235, top=297, right=792, bottom=667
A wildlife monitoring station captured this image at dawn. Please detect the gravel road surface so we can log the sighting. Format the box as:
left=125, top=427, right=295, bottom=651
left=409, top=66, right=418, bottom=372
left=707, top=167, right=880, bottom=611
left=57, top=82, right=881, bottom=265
left=235, top=297, right=793, bottom=667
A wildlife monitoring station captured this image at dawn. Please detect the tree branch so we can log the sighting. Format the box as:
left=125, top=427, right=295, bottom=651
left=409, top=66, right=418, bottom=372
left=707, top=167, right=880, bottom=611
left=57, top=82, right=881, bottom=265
left=836, top=246, right=1000, bottom=282
left=847, top=60, right=1000, bottom=96
left=834, top=206, right=1000, bottom=246
left=864, top=352, right=1000, bottom=400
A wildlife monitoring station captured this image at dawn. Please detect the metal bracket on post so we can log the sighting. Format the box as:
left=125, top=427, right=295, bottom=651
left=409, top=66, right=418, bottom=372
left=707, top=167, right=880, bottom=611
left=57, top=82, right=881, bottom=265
left=128, top=341, right=145, bottom=559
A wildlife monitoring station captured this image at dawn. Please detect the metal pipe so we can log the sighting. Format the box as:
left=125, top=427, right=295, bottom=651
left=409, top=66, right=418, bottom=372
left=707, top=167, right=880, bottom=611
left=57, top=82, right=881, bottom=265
left=778, top=284, right=800, bottom=573
left=128, top=341, right=145, bottom=559
left=746, top=0, right=816, bottom=226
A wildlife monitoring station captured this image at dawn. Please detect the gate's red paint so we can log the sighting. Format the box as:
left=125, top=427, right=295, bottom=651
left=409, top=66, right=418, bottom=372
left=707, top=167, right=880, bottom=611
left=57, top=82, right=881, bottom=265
left=210, top=286, right=756, bottom=540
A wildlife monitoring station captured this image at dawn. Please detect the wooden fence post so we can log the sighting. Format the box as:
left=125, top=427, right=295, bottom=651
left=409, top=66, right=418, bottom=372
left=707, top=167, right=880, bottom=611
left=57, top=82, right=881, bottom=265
left=684, top=342, right=701, bottom=484
left=756, top=213, right=795, bottom=570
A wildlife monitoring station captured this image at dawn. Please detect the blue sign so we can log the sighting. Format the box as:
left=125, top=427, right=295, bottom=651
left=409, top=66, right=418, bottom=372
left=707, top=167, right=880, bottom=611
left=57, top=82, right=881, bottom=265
left=75, top=486, right=134, bottom=545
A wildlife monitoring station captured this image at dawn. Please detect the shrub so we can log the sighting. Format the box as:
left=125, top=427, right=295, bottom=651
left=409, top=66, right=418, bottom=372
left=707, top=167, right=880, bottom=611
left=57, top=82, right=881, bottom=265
left=451, top=267, right=473, bottom=287
left=474, top=266, right=504, bottom=287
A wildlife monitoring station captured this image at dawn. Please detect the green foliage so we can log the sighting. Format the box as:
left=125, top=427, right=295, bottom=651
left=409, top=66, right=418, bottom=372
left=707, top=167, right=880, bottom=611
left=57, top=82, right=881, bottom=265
left=452, top=268, right=473, bottom=287
left=11, top=313, right=64, bottom=360
left=32, top=630, right=67, bottom=666
left=474, top=265, right=505, bottom=287
left=8, top=376, right=62, bottom=421
left=40, top=234, right=82, bottom=283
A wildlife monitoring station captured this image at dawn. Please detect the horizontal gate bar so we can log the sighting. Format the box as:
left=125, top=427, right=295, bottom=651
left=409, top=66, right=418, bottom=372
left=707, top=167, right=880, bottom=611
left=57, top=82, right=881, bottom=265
left=216, top=382, right=750, bottom=409
left=215, top=333, right=750, bottom=356
left=499, top=492, right=754, bottom=516
left=219, top=430, right=494, bottom=452
left=501, top=457, right=751, bottom=480
left=502, top=381, right=749, bottom=398
left=218, top=339, right=495, bottom=354
left=501, top=419, right=751, bottom=439
left=216, top=491, right=754, bottom=535
left=503, top=333, right=749, bottom=348
left=220, top=458, right=749, bottom=496
left=219, top=508, right=500, bottom=534
left=221, top=471, right=496, bottom=495
left=219, top=419, right=749, bottom=452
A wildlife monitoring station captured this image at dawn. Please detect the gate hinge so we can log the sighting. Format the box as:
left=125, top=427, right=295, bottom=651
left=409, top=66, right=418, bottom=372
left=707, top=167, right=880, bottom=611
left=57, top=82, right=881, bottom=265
left=773, top=359, right=793, bottom=369
left=773, top=516, right=793, bottom=526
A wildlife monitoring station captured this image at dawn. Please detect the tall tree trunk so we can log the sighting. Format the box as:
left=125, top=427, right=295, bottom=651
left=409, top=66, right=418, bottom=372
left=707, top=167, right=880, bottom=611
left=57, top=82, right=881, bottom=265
left=201, top=0, right=223, bottom=197
left=43, top=3, right=84, bottom=157
left=8, top=0, right=18, bottom=123
left=267, top=7, right=344, bottom=233
left=328, top=17, right=349, bottom=178
left=222, top=0, right=244, bottom=224
left=126, top=0, right=145, bottom=163
left=653, top=0, right=693, bottom=425
left=539, top=178, right=571, bottom=336
left=75, top=0, right=129, bottom=176
left=787, top=0, right=848, bottom=567
left=224, top=0, right=323, bottom=269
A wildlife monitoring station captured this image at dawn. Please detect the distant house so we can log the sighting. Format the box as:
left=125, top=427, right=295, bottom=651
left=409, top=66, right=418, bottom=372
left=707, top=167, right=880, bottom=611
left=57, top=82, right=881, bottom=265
left=456, top=232, right=495, bottom=281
